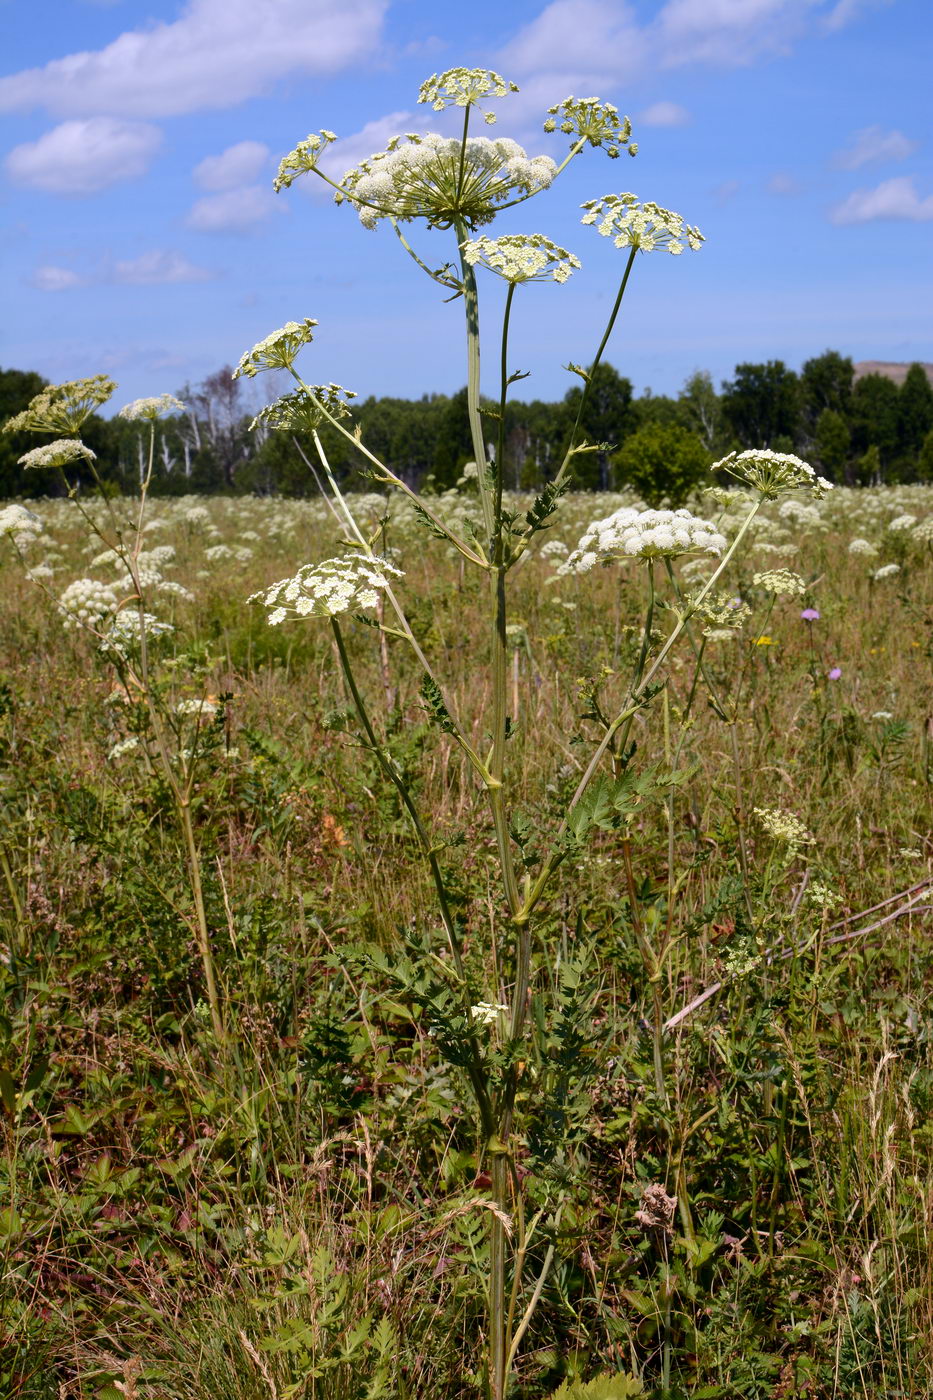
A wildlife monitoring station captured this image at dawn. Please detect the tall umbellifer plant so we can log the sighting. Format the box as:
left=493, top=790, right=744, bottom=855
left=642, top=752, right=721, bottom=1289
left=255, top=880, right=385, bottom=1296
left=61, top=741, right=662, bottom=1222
left=236, top=68, right=834, bottom=1400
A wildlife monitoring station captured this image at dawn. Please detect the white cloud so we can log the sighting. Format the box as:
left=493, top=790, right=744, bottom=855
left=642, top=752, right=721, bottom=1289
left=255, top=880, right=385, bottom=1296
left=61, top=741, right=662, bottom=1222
left=657, top=0, right=816, bottom=67
left=831, top=176, right=933, bottom=225
left=113, top=249, right=214, bottom=283
left=822, top=0, right=891, bottom=31
left=316, top=112, right=413, bottom=184
left=713, top=178, right=741, bottom=205
left=768, top=171, right=800, bottom=195
left=186, top=185, right=282, bottom=233
left=833, top=125, right=918, bottom=170
left=5, top=117, right=161, bottom=194
left=0, top=0, right=388, bottom=119
left=32, top=265, right=84, bottom=291
left=194, top=140, right=271, bottom=191
left=638, top=100, right=691, bottom=127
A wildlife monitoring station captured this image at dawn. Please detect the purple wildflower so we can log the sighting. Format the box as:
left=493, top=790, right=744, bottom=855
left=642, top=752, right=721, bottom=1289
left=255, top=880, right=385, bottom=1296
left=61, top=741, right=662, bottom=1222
left=828, top=666, right=842, bottom=680
left=800, top=608, right=820, bottom=622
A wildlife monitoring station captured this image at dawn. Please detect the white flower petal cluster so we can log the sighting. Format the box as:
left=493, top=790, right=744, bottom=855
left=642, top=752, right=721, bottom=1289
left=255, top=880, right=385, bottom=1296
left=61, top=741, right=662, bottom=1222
left=18, top=438, right=96, bottom=470
left=0, top=503, right=43, bottom=545
left=250, top=384, right=357, bottom=434
left=562, top=507, right=726, bottom=572
left=912, top=517, right=933, bottom=543
left=58, top=577, right=120, bottom=630
left=470, top=1001, right=509, bottom=1024
left=581, top=193, right=703, bottom=254
left=460, top=233, right=580, bottom=284
left=233, top=319, right=317, bottom=378
left=693, top=591, right=752, bottom=633
left=712, top=449, right=832, bottom=499
left=751, top=569, right=807, bottom=596
left=872, top=562, right=900, bottom=580
left=338, top=133, right=557, bottom=230
left=250, top=554, right=404, bottom=624
left=273, top=130, right=337, bottom=192
left=544, top=97, right=636, bottom=158
left=100, top=610, right=174, bottom=657
left=108, top=737, right=140, bottom=761
left=887, top=513, right=916, bottom=531
left=753, top=806, right=813, bottom=850
left=175, top=697, right=218, bottom=717
left=418, top=68, right=518, bottom=121
left=3, top=376, right=116, bottom=435
left=848, top=537, right=878, bottom=556
left=117, top=394, right=186, bottom=421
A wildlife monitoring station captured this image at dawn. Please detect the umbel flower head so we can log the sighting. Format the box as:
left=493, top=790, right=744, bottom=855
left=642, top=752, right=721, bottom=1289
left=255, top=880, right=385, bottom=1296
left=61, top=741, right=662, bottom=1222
left=250, top=384, right=357, bottom=434
left=544, top=97, right=637, bottom=159
left=117, top=394, right=186, bottom=421
left=460, top=233, right=580, bottom=284
left=752, top=569, right=807, bottom=596
left=562, top=507, right=727, bottom=572
left=0, top=503, right=43, bottom=545
left=233, top=319, right=317, bottom=378
left=336, top=133, right=558, bottom=231
left=273, top=130, right=337, bottom=192
left=249, top=554, right=404, bottom=625
left=712, top=449, right=832, bottom=499
left=418, top=68, right=518, bottom=124
left=18, top=439, right=96, bottom=470
left=581, top=194, right=704, bottom=254
left=3, top=375, right=116, bottom=435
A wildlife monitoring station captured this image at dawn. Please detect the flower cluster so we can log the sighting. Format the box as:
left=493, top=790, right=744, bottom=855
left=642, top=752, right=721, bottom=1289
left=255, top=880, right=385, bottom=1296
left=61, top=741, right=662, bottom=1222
left=250, top=384, right=357, bottom=434
left=751, top=568, right=807, bottom=596
left=692, top=591, right=752, bottom=633
left=233, top=320, right=317, bottom=378
left=711, top=449, right=832, bottom=499
left=418, top=69, right=518, bottom=123
left=470, top=1001, right=509, bottom=1025
left=100, top=610, right=174, bottom=657
left=117, top=394, right=186, bottom=421
left=562, top=507, right=727, bottom=571
left=337, top=133, right=558, bottom=230
left=249, top=554, right=404, bottom=624
left=3, top=376, right=116, bottom=435
left=58, top=577, right=120, bottom=630
left=848, top=537, right=877, bottom=556
left=0, top=503, right=44, bottom=545
left=581, top=193, right=703, bottom=254
left=872, top=562, right=900, bottom=580
left=753, top=806, right=813, bottom=851
left=18, top=438, right=96, bottom=471
left=273, top=130, right=337, bottom=192
left=460, top=233, right=580, bottom=284
left=544, top=97, right=636, bottom=159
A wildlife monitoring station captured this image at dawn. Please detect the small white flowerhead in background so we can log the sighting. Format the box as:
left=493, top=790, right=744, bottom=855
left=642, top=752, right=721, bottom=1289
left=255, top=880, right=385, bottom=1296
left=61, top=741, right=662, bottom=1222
left=100, top=611, right=174, bottom=658
left=711, top=449, right=832, bottom=499
left=273, top=130, right=337, bottom=193
left=544, top=97, right=636, bottom=159
left=753, top=806, right=814, bottom=853
left=581, top=193, right=703, bottom=254
left=175, top=697, right=218, bottom=718
left=249, top=554, right=404, bottom=624
left=752, top=569, right=807, bottom=597
left=562, top=507, right=726, bottom=572
left=693, top=591, right=752, bottom=633
left=18, top=439, right=96, bottom=471
left=887, top=514, right=916, bottom=532
left=250, top=384, right=357, bottom=434
left=418, top=68, right=518, bottom=124
left=0, top=503, right=44, bottom=546
left=233, top=319, right=318, bottom=378
left=3, top=375, right=116, bottom=436
left=470, top=1002, right=509, bottom=1025
left=460, top=233, right=580, bottom=284
left=848, top=537, right=878, bottom=556
left=58, top=577, right=120, bottom=630
left=870, top=710, right=894, bottom=722
left=912, top=518, right=933, bottom=544
left=872, top=562, right=900, bottom=580
left=117, top=394, right=186, bottom=421
left=108, top=736, right=141, bottom=761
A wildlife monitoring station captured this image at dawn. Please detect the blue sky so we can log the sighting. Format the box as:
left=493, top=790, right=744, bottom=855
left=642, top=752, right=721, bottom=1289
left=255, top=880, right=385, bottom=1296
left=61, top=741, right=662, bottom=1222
left=1, top=0, right=931, bottom=412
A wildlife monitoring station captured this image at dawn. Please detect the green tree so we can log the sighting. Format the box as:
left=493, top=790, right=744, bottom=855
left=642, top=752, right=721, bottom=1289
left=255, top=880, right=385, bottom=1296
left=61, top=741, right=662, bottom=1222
left=897, top=363, right=933, bottom=458
left=850, top=373, right=900, bottom=469
left=611, top=420, right=710, bottom=505
left=678, top=369, right=725, bottom=452
left=919, top=428, right=933, bottom=483
left=814, top=408, right=850, bottom=479
left=800, top=350, right=853, bottom=436
left=720, top=360, right=801, bottom=448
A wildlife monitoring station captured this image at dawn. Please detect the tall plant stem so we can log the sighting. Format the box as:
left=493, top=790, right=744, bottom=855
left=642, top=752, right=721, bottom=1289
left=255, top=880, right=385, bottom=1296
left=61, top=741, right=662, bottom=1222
left=454, top=214, right=496, bottom=545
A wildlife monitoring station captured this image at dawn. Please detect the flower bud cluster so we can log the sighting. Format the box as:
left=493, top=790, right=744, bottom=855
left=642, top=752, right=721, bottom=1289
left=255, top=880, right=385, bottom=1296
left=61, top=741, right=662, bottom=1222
left=751, top=569, right=807, bottom=596
left=58, top=577, right=120, bottom=629
left=544, top=97, right=636, bottom=158
left=273, top=130, right=337, bottom=192
left=100, top=610, right=174, bottom=657
left=460, top=233, right=580, bottom=284
left=711, top=449, right=832, bottom=499
left=753, top=806, right=813, bottom=851
left=3, top=376, right=116, bottom=435
left=18, top=438, right=96, bottom=470
left=117, top=394, right=186, bottom=421
left=692, top=591, right=752, bottom=633
left=418, top=68, right=518, bottom=122
left=562, top=507, right=726, bottom=572
left=338, top=133, right=557, bottom=230
left=581, top=193, right=703, bottom=254
left=233, top=320, right=318, bottom=378
left=470, top=1002, right=509, bottom=1024
left=250, top=384, right=357, bottom=434
left=249, top=554, right=404, bottom=624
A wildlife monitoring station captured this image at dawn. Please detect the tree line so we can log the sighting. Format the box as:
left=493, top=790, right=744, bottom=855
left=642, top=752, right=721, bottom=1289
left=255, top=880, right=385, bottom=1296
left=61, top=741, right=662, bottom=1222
left=2, top=351, right=932, bottom=502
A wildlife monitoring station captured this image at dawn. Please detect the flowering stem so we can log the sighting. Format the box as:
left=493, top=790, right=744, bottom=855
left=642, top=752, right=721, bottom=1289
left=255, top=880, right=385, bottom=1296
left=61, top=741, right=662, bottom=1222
left=454, top=215, right=496, bottom=545
left=496, top=281, right=516, bottom=516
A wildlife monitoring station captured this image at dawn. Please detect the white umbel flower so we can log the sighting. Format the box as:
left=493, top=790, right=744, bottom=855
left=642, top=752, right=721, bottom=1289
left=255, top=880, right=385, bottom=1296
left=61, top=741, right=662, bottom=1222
left=0, top=503, right=43, bottom=545
left=460, top=233, right=580, bottom=283
left=712, top=449, right=832, bottom=499
left=233, top=319, right=317, bottom=378
left=752, top=569, right=807, bottom=596
left=58, top=577, right=120, bottom=629
left=581, top=193, right=703, bottom=254
left=18, top=439, right=96, bottom=470
left=562, top=507, right=726, bottom=572
left=249, top=554, right=404, bottom=624
left=117, top=394, right=186, bottom=421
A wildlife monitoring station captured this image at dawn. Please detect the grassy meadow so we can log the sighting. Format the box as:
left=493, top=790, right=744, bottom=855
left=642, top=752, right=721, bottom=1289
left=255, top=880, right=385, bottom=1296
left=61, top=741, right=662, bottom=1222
left=1, top=480, right=932, bottom=1399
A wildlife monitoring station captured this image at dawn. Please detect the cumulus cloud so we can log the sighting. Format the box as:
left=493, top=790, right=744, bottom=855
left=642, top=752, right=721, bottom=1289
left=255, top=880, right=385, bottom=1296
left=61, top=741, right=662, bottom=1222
left=0, top=0, right=388, bottom=119
left=186, top=185, right=282, bottom=233
left=768, top=171, right=800, bottom=195
left=831, top=176, right=933, bottom=224
left=822, top=0, right=891, bottom=32
left=5, top=117, right=161, bottom=194
left=194, top=140, right=271, bottom=191
left=657, top=0, right=817, bottom=68
left=315, top=112, right=414, bottom=184
left=113, top=249, right=214, bottom=283
left=638, top=100, right=691, bottom=126
left=833, top=125, right=918, bottom=170
left=32, top=265, right=85, bottom=291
